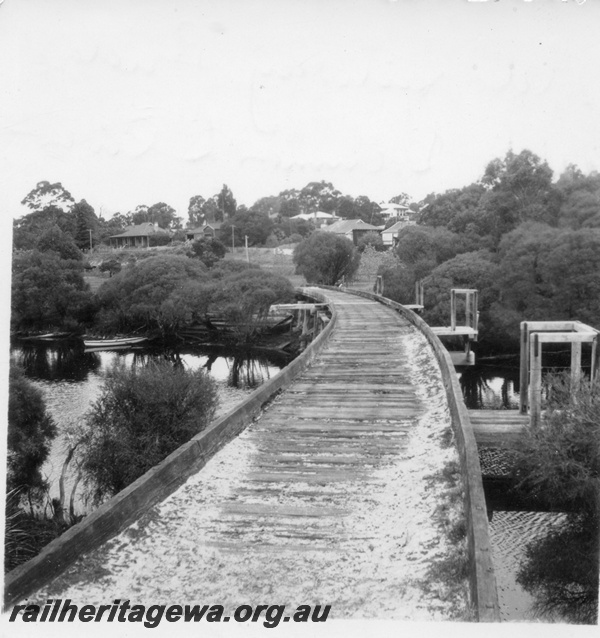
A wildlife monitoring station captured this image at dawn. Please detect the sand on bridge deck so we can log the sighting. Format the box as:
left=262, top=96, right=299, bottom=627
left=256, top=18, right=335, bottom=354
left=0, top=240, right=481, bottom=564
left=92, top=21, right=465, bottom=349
left=32, top=289, right=469, bottom=620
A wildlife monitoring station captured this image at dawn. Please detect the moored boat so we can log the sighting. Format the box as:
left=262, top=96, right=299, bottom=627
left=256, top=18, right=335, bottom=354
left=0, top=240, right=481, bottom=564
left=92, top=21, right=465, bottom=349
left=83, top=336, right=148, bottom=349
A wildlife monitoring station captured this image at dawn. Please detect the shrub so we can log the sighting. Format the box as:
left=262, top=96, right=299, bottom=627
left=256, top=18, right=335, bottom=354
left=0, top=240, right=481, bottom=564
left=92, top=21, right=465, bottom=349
left=7, top=365, right=57, bottom=501
left=209, top=269, right=295, bottom=341
left=512, top=372, right=600, bottom=516
left=293, top=232, right=359, bottom=285
left=76, top=360, right=219, bottom=502
left=191, top=237, right=227, bottom=267
left=357, top=231, right=385, bottom=253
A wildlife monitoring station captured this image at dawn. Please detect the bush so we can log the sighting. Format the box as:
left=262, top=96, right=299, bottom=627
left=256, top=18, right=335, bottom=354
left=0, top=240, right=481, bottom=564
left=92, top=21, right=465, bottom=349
left=209, top=269, right=295, bottom=341
left=7, top=365, right=57, bottom=501
left=191, top=237, right=227, bottom=267
left=357, top=231, right=385, bottom=253
left=76, top=360, right=219, bottom=502
left=512, top=372, right=600, bottom=516
left=94, top=254, right=209, bottom=337
left=293, top=232, right=359, bottom=285
left=11, top=250, right=93, bottom=332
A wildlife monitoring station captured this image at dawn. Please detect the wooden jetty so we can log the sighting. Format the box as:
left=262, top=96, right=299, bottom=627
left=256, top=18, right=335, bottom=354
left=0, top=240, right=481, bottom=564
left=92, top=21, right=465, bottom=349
left=430, top=288, right=479, bottom=366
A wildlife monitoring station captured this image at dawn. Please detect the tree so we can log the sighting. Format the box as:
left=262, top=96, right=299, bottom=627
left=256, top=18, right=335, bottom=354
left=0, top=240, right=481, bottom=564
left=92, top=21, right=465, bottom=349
left=131, top=202, right=181, bottom=229
left=72, top=199, right=99, bottom=249
left=36, top=225, right=83, bottom=261
left=250, top=196, right=282, bottom=218
left=13, top=205, right=77, bottom=251
left=75, top=360, right=218, bottom=502
left=21, top=181, right=74, bottom=212
left=94, top=255, right=210, bottom=338
left=98, top=259, right=122, bottom=277
left=490, top=224, right=600, bottom=344
left=209, top=270, right=295, bottom=341
left=188, top=195, right=206, bottom=227
left=191, top=237, right=227, bottom=267
left=293, top=232, right=360, bottom=285
left=7, top=365, right=57, bottom=501
left=221, top=210, right=274, bottom=247
left=480, top=149, right=560, bottom=238
left=11, top=250, right=93, bottom=332
left=422, top=250, right=499, bottom=347
left=216, top=184, right=237, bottom=220
left=357, top=231, right=385, bottom=253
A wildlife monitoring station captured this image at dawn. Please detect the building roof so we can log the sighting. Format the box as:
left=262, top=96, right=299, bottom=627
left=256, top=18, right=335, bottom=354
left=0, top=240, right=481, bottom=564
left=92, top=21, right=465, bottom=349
left=186, top=221, right=223, bottom=234
left=110, top=223, right=162, bottom=239
left=323, top=219, right=380, bottom=234
left=378, top=202, right=410, bottom=211
left=290, top=211, right=340, bottom=221
left=382, top=220, right=414, bottom=234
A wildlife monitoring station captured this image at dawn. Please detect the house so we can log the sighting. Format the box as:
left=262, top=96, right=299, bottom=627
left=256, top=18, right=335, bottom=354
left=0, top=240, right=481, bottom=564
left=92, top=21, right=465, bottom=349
left=381, top=219, right=417, bottom=247
left=186, top=221, right=223, bottom=241
left=378, top=202, right=411, bottom=221
left=289, top=211, right=341, bottom=229
left=322, top=219, right=381, bottom=245
left=109, top=223, right=166, bottom=249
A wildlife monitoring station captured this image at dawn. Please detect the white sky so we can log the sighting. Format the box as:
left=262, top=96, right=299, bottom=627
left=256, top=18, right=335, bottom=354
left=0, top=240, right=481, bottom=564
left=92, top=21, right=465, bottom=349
left=1, top=0, right=600, bottom=222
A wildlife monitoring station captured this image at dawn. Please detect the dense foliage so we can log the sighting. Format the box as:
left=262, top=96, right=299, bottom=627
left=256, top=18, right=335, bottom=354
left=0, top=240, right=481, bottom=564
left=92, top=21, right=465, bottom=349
left=7, top=365, right=57, bottom=500
left=75, top=360, right=218, bottom=502
left=11, top=250, right=93, bottom=332
left=380, top=150, right=600, bottom=352
left=293, top=232, right=360, bottom=285
left=209, top=269, right=295, bottom=340
left=94, top=255, right=210, bottom=337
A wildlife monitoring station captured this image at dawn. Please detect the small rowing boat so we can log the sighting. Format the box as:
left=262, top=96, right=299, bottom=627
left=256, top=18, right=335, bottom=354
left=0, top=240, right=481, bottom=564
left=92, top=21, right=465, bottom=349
left=83, top=336, right=148, bottom=349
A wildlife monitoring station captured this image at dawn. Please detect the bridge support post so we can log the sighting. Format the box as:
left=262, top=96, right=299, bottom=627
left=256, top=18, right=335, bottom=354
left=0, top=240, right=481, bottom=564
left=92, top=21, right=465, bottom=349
left=571, top=341, right=582, bottom=394
left=519, top=323, right=529, bottom=414
left=529, top=334, right=542, bottom=428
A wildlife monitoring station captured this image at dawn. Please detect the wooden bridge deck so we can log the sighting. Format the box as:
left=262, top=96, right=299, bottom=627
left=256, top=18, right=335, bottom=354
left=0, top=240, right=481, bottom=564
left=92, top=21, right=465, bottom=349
left=470, top=410, right=529, bottom=448
left=32, top=288, right=466, bottom=618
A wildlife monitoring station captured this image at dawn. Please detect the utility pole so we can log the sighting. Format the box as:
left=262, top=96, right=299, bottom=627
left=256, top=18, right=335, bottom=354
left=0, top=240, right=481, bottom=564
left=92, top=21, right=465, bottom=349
left=245, top=235, right=249, bottom=263
left=231, top=225, right=236, bottom=253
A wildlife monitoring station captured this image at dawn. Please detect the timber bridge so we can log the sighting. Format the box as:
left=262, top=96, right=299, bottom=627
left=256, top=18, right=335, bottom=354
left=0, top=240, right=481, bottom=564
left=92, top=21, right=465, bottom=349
left=5, top=287, right=599, bottom=621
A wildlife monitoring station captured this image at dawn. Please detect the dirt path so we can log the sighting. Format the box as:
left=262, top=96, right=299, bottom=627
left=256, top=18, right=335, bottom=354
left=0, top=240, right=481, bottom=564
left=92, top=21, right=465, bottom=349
left=32, top=289, right=468, bottom=620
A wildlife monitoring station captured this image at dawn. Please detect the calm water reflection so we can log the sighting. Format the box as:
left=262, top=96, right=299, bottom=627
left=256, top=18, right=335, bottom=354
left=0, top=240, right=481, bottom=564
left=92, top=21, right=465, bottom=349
left=10, top=343, right=291, bottom=514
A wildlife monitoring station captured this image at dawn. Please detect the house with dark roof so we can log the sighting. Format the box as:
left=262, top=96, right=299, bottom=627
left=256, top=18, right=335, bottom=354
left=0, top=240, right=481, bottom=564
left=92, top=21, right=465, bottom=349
left=186, top=222, right=223, bottom=242
left=109, top=223, right=166, bottom=248
left=322, top=219, right=381, bottom=245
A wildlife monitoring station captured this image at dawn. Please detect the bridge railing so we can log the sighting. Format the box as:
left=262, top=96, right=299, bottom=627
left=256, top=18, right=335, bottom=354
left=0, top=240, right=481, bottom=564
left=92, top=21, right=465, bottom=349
left=316, top=285, right=500, bottom=622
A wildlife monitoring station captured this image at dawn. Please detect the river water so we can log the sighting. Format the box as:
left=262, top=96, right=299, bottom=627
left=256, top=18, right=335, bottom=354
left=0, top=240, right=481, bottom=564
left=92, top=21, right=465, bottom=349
left=10, top=342, right=290, bottom=516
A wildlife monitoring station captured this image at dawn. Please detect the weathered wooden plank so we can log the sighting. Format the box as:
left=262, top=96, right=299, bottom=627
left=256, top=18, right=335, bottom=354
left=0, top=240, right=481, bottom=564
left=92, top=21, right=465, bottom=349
left=222, top=504, right=348, bottom=517
left=469, top=410, right=529, bottom=448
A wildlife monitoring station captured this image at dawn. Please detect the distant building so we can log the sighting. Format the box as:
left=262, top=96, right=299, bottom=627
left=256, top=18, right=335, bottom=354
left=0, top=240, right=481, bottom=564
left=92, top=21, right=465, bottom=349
left=186, top=221, right=223, bottom=241
left=378, top=202, right=411, bottom=221
left=323, top=219, right=381, bottom=245
left=289, top=211, right=341, bottom=229
left=109, top=223, right=166, bottom=249
left=381, top=219, right=417, bottom=247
